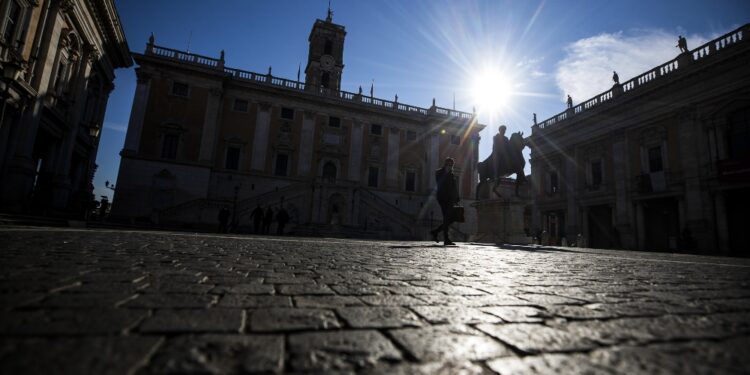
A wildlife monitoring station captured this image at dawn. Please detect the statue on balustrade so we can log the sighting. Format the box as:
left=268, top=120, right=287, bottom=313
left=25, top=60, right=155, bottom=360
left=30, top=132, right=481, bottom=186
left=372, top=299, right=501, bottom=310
left=612, top=71, right=620, bottom=85
left=476, top=125, right=527, bottom=199
left=677, top=35, right=688, bottom=53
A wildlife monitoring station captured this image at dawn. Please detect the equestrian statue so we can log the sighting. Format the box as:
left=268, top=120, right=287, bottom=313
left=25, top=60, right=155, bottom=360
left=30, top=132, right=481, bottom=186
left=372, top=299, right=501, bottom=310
left=476, top=125, right=528, bottom=199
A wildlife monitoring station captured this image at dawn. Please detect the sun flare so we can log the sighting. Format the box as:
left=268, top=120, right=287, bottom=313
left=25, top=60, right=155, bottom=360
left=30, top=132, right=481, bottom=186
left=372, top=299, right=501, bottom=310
left=471, top=68, right=515, bottom=114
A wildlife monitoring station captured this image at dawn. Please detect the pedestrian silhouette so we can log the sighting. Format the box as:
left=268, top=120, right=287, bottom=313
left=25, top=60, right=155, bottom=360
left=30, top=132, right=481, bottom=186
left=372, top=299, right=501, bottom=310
left=263, top=207, right=274, bottom=235
left=430, top=157, right=460, bottom=245
left=566, top=94, right=573, bottom=109
left=217, top=206, right=230, bottom=233
left=677, top=35, right=688, bottom=53
left=276, top=206, right=290, bottom=235
left=250, top=204, right=264, bottom=234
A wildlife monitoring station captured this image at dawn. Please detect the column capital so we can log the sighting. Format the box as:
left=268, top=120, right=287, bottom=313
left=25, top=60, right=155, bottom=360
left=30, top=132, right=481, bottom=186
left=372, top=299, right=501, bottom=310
left=303, top=110, right=316, bottom=119
left=257, top=101, right=272, bottom=111
left=135, top=68, right=151, bottom=84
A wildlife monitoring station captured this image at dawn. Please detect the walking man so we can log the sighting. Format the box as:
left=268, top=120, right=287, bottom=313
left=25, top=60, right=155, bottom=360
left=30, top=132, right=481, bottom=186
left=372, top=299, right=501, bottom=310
left=217, top=206, right=230, bottom=233
left=276, top=206, right=290, bottom=236
left=263, top=207, right=274, bottom=235
left=430, top=157, right=460, bottom=245
left=250, top=204, right=264, bottom=234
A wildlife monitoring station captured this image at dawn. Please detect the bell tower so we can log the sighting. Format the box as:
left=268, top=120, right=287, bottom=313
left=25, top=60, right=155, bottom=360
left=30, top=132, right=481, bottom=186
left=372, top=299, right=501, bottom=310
left=305, top=7, right=346, bottom=92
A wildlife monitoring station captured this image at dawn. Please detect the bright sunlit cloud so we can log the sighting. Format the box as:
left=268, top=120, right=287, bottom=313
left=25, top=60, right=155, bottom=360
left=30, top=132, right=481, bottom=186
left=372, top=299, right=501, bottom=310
left=555, top=29, right=712, bottom=103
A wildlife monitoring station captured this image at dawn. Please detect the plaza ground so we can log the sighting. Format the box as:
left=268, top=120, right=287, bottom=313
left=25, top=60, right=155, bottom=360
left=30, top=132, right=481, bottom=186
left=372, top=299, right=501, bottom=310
left=1, top=226, right=749, bottom=374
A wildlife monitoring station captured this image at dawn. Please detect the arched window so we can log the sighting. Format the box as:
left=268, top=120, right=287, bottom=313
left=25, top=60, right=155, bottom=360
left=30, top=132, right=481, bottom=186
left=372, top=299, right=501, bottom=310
left=322, top=162, right=337, bottom=181
left=321, top=72, right=330, bottom=88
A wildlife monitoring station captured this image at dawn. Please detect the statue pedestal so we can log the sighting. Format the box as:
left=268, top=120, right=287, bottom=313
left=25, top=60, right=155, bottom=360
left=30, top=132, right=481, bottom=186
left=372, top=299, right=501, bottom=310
left=470, top=179, right=531, bottom=244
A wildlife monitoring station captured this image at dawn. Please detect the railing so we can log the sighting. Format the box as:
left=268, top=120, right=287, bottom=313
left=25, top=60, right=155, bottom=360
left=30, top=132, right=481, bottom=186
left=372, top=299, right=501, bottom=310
left=535, top=23, right=749, bottom=131
left=143, top=43, right=476, bottom=122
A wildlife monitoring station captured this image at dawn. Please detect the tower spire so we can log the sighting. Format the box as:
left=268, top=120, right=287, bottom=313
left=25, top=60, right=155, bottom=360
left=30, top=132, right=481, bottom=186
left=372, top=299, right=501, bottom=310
left=326, top=0, right=333, bottom=22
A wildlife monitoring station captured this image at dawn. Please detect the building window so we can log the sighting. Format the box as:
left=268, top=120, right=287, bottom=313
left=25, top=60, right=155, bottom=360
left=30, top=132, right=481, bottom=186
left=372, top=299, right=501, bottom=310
left=370, top=124, right=382, bottom=135
left=328, top=116, right=340, bottom=128
left=321, top=72, right=330, bottom=88
left=405, top=171, right=416, bottom=192
left=2, top=0, right=22, bottom=44
left=281, top=107, right=295, bottom=120
left=161, top=134, right=179, bottom=159
left=548, top=170, right=559, bottom=194
left=171, top=82, right=189, bottom=97
left=274, top=154, right=289, bottom=176
left=322, top=162, right=337, bottom=180
left=590, top=160, right=603, bottom=187
left=368, top=166, right=379, bottom=188
left=53, top=59, right=70, bottom=94
left=648, top=146, right=663, bottom=172
left=451, top=135, right=461, bottom=145
left=324, top=39, right=333, bottom=55
left=407, top=130, right=417, bottom=142
left=233, top=99, right=248, bottom=112
left=225, top=146, right=240, bottom=170
left=728, top=108, right=750, bottom=160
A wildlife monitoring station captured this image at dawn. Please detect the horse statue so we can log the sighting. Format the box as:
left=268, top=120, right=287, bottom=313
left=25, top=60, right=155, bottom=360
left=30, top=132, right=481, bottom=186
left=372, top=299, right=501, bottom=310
left=476, top=131, right=527, bottom=199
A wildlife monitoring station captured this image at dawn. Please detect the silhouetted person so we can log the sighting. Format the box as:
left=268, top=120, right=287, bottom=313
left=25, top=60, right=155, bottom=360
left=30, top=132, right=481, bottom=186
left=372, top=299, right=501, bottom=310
left=430, top=157, right=460, bottom=245
left=263, top=207, right=273, bottom=235
left=250, top=204, right=264, bottom=234
left=218, top=206, right=230, bottom=233
left=677, top=35, right=688, bottom=53
left=612, top=71, right=620, bottom=84
left=276, top=206, right=290, bottom=235
left=566, top=94, right=573, bottom=109
left=492, top=125, right=510, bottom=178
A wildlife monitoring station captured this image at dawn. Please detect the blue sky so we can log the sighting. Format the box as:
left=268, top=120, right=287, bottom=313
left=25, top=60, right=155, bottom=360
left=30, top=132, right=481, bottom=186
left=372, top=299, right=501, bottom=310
left=96, top=0, right=749, bottom=200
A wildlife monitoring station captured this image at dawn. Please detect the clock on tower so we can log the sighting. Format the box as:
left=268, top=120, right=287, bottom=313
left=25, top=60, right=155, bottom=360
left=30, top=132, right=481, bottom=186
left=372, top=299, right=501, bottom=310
left=304, top=13, right=346, bottom=92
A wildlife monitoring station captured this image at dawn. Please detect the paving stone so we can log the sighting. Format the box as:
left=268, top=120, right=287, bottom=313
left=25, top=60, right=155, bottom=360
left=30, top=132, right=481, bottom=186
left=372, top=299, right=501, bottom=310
left=330, top=284, right=392, bottom=295
left=250, top=308, right=341, bottom=331
left=0, top=309, right=147, bottom=335
left=390, top=325, right=512, bottom=361
left=411, top=305, right=503, bottom=324
left=481, top=306, right=547, bottom=323
left=337, top=306, right=423, bottom=328
left=486, top=353, right=611, bottom=375
left=220, top=283, right=275, bottom=294
left=142, top=282, right=215, bottom=294
left=29, top=292, right=136, bottom=308
left=139, top=309, right=244, bottom=333
left=360, top=295, right=426, bottom=306
left=139, top=334, right=283, bottom=374
left=476, top=323, right=599, bottom=353
left=124, top=293, right=217, bottom=308
left=517, top=293, right=588, bottom=305
left=218, top=295, right=292, bottom=308
left=277, top=283, right=335, bottom=295
left=288, top=330, right=402, bottom=371
left=295, top=295, right=365, bottom=308
left=363, top=360, right=488, bottom=375
left=0, top=336, right=162, bottom=374
left=0, top=293, right=45, bottom=310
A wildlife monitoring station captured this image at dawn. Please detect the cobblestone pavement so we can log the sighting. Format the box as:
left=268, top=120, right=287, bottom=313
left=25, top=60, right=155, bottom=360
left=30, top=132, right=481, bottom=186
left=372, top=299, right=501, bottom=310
left=1, top=226, right=749, bottom=374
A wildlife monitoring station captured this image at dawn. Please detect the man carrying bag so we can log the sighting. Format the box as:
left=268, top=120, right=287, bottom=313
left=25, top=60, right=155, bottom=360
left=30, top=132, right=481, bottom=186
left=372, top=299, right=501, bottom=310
left=430, top=157, right=461, bottom=245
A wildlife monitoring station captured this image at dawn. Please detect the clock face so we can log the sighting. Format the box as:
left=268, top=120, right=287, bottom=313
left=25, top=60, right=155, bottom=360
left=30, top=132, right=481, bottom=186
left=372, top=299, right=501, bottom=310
left=320, top=55, right=335, bottom=71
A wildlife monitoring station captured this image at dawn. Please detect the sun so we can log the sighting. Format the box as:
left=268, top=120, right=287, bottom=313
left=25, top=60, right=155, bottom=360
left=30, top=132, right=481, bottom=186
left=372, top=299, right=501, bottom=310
left=471, top=67, right=515, bottom=114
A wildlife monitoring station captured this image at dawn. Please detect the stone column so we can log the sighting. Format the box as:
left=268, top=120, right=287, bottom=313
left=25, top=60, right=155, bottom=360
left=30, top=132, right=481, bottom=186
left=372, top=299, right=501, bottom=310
left=714, top=193, right=730, bottom=255
left=250, top=102, right=272, bottom=171
left=564, top=148, right=579, bottom=238
left=51, top=52, right=95, bottom=210
left=198, top=88, right=223, bottom=164
left=347, top=120, right=363, bottom=181
left=612, top=134, right=633, bottom=248
left=678, top=109, right=707, bottom=244
left=297, top=110, right=316, bottom=176
left=530, top=157, right=542, bottom=234
left=426, top=134, right=439, bottom=189
left=386, top=127, right=400, bottom=188
left=122, top=69, right=152, bottom=154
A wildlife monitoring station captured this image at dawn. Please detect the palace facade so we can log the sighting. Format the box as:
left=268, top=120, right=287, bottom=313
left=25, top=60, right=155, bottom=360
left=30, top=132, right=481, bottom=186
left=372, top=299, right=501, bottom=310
left=0, top=0, right=131, bottom=216
left=111, top=14, right=484, bottom=239
left=528, top=24, right=750, bottom=256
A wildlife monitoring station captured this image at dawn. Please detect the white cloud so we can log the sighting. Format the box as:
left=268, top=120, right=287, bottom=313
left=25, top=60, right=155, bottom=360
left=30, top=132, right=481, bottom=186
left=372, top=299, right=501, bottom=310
left=104, top=122, right=127, bottom=133
left=555, top=29, right=711, bottom=104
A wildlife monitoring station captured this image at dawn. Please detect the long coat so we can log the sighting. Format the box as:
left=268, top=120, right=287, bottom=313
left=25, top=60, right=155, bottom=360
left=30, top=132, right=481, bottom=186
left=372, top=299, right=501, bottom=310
left=435, top=167, right=459, bottom=205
